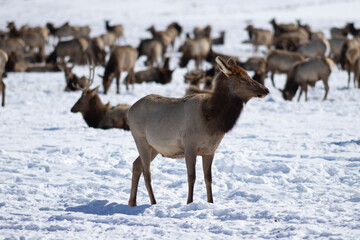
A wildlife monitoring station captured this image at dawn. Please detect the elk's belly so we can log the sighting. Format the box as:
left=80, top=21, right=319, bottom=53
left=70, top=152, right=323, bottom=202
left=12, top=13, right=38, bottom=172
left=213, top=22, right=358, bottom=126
left=147, top=135, right=185, bottom=159
left=146, top=131, right=225, bottom=159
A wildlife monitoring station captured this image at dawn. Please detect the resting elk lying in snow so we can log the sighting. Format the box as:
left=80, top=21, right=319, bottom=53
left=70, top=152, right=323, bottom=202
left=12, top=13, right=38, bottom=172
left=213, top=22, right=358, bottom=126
left=0, top=49, right=8, bottom=107
left=127, top=56, right=269, bottom=206
left=99, top=45, right=138, bottom=94
left=124, top=58, right=174, bottom=84
left=184, top=71, right=213, bottom=96
left=282, top=57, right=334, bottom=101
left=59, top=59, right=94, bottom=91
left=70, top=73, right=130, bottom=130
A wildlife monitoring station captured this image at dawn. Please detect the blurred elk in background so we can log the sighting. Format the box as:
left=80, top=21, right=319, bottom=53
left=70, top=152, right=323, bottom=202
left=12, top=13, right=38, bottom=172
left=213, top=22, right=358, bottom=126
left=59, top=58, right=95, bottom=91
left=125, top=57, right=174, bottom=84
left=7, top=21, right=48, bottom=62
left=282, top=58, right=334, bottom=101
left=105, top=20, right=124, bottom=43
left=46, top=38, right=88, bottom=65
left=99, top=45, right=138, bottom=94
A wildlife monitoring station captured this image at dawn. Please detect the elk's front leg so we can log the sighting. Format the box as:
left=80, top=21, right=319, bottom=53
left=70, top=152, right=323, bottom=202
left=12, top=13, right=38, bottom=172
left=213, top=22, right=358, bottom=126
left=185, top=150, right=197, bottom=204
left=116, top=72, right=121, bottom=94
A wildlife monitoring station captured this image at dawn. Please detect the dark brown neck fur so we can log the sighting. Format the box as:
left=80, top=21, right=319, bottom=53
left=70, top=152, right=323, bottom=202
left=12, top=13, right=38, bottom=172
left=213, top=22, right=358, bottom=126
left=82, top=95, right=107, bottom=128
left=202, top=72, right=244, bottom=133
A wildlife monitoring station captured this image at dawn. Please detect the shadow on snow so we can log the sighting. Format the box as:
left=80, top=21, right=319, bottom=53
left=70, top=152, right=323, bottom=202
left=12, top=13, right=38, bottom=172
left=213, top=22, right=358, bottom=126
left=65, top=200, right=150, bottom=216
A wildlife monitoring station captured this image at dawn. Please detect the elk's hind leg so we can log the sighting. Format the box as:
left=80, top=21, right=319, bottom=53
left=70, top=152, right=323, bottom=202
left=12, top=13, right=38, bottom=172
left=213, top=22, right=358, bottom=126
left=130, top=137, right=158, bottom=206
left=202, top=154, right=214, bottom=203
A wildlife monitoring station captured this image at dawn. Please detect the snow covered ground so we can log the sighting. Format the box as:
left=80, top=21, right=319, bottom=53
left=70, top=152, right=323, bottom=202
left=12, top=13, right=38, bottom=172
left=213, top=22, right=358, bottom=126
left=1, top=0, right=360, bottom=239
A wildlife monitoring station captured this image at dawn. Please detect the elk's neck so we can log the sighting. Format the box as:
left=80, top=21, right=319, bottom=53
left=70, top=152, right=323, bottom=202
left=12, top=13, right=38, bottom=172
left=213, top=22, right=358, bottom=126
left=82, top=96, right=107, bottom=128
left=202, top=73, right=245, bottom=134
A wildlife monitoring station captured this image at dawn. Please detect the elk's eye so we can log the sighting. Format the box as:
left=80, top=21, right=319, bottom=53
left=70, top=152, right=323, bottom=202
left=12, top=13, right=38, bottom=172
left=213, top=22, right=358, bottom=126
left=241, top=77, right=246, bottom=81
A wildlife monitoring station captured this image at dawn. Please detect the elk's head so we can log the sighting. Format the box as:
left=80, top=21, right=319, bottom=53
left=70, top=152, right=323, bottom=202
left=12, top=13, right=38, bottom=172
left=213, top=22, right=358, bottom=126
left=71, top=86, right=99, bottom=113
left=282, top=89, right=296, bottom=101
left=216, top=56, right=269, bottom=102
left=100, top=73, right=114, bottom=94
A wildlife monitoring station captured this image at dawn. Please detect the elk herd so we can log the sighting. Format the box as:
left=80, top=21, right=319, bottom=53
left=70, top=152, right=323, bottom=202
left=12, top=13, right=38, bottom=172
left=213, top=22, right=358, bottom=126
left=0, top=18, right=359, bottom=205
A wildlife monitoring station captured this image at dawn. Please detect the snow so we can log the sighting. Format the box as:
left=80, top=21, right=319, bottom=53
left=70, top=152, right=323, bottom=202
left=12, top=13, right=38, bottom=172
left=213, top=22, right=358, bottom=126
left=1, top=0, right=360, bottom=239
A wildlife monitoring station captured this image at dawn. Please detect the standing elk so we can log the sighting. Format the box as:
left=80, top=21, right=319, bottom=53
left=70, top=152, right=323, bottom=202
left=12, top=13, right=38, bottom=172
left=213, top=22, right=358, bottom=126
left=99, top=45, right=138, bottom=94
left=328, top=36, right=347, bottom=64
left=147, top=23, right=182, bottom=50
left=282, top=58, right=334, bottom=101
left=46, top=38, right=88, bottom=65
left=194, top=25, right=212, bottom=39
left=46, top=22, right=90, bottom=40
left=244, top=25, right=273, bottom=52
left=70, top=76, right=130, bottom=130
left=7, top=22, right=48, bottom=62
left=330, top=24, right=350, bottom=38
left=125, top=58, right=174, bottom=84
left=266, top=49, right=305, bottom=87
left=353, top=57, right=360, bottom=88
left=105, top=20, right=124, bottom=43
left=87, top=37, right=106, bottom=66
left=270, top=18, right=299, bottom=36
left=100, top=32, right=117, bottom=49
left=340, top=39, right=360, bottom=87
left=0, top=49, right=8, bottom=107
left=46, top=22, right=74, bottom=41
left=137, top=38, right=164, bottom=66
left=179, top=38, right=211, bottom=69
left=0, top=38, right=25, bottom=58
left=127, top=56, right=269, bottom=206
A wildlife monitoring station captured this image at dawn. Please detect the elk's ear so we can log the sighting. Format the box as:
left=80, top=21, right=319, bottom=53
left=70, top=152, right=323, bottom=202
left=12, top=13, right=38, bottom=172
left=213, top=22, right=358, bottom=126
left=216, top=56, right=231, bottom=77
left=227, top=57, right=238, bottom=66
left=89, top=85, right=100, bottom=96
